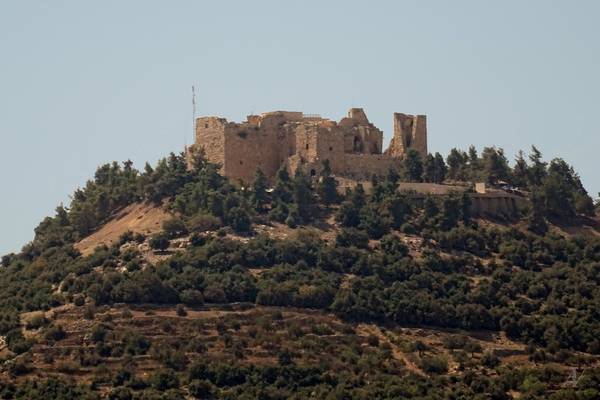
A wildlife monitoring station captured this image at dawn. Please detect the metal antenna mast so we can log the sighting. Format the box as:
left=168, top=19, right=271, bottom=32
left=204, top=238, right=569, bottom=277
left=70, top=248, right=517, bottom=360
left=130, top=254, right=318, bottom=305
left=192, top=85, right=197, bottom=140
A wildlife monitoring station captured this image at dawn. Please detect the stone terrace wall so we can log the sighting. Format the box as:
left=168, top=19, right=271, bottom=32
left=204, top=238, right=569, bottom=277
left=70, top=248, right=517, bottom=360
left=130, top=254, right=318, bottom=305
left=342, top=154, right=402, bottom=180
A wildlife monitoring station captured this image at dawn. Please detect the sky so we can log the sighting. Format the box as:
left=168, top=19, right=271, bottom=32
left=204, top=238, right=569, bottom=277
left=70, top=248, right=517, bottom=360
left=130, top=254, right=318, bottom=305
left=0, top=0, right=599, bottom=255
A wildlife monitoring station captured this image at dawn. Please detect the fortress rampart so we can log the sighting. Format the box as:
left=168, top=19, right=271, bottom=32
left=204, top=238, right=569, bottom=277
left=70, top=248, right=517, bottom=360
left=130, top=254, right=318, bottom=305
left=188, top=108, right=427, bottom=183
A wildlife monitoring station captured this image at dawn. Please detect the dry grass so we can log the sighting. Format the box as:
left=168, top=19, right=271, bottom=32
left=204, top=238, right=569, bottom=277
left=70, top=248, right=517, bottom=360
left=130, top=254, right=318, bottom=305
left=75, top=203, right=172, bottom=256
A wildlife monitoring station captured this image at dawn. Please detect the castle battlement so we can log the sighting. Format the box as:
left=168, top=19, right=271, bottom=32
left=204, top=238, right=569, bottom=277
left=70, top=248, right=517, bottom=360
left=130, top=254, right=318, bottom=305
left=189, top=108, right=427, bottom=183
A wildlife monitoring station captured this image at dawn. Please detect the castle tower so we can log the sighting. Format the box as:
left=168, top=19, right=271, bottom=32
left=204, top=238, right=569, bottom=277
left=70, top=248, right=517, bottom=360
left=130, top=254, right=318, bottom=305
left=386, top=113, right=427, bottom=158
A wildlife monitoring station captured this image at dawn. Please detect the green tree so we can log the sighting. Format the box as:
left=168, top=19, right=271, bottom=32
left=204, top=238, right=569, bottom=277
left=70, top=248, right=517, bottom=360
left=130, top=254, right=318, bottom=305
left=513, top=150, right=529, bottom=188
left=528, top=190, right=548, bottom=235
left=403, top=149, right=424, bottom=182
left=149, top=233, right=170, bottom=252
left=433, top=152, right=448, bottom=183
left=422, top=154, right=436, bottom=183
left=446, top=148, right=467, bottom=181
left=228, top=207, right=252, bottom=233
left=335, top=184, right=366, bottom=228
left=528, top=145, right=547, bottom=187
left=360, top=204, right=391, bottom=239
left=467, top=145, right=480, bottom=172
left=292, top=169, right=314, bottom=223
left=250, top=168, right=269, bottom=213
left=482, top=147, right=511, bottom=184
left=317, top=160, right=339, bottom=206
left=272, top=166, right=293, bottom=205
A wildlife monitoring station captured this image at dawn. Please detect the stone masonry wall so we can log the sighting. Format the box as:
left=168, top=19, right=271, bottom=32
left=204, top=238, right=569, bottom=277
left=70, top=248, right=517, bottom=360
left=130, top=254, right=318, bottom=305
left=194, top=108, right=427, bottom=184
left=386, top=113, right=427, bottom=158
left=223, top=122, right=281, bottom=184
left=342, top=154, right=402, bottom=180
left=194, top=117, right=227, bottom=167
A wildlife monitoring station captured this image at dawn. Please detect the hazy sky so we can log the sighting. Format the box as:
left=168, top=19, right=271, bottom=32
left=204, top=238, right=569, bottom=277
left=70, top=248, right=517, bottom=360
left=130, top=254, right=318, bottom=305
left=1, top=1, right=599, bottom=255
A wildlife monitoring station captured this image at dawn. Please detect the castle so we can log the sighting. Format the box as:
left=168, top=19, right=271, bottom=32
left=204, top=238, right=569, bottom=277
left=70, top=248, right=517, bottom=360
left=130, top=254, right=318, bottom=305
left=188, top=108, right=427, bottom=183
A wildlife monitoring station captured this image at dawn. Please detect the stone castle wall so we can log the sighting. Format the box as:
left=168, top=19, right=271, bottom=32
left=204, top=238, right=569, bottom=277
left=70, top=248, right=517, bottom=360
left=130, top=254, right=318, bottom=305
left=192, top=108, right=427, bottom=183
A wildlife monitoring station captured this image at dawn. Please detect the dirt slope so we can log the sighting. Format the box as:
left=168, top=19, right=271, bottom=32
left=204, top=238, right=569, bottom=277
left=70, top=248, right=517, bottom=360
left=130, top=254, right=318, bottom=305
left=75, top=202, right=172, bottom=256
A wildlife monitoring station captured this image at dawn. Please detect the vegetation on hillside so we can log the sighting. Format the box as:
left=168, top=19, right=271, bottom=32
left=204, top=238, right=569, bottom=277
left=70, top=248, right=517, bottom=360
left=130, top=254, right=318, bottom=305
left=1, top=146, right=599, bottom=399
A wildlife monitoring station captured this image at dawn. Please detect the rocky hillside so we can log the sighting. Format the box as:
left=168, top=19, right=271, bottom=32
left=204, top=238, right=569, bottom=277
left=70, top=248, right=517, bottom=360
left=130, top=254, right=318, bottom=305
left=1, top=148, right=599, bottom=399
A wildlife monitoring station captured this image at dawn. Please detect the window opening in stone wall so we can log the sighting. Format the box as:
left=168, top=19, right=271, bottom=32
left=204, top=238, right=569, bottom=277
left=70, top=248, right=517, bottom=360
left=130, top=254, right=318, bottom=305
left=329, top=146, right=333, bottom=151
left=353, top=136, right=362, bottom=152
left=306, top=143, right=309, bottom=150
left=205, top=123, right=208, bottom=128
left=240, top=161, right=243, bottom=165
left=310, top=169, right=316, bottom=176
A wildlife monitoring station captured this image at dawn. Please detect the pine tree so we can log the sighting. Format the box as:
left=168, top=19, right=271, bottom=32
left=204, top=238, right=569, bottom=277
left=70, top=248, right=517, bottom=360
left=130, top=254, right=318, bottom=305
left=433, top=152, right=448, bottom=183
left=423, top=154, right=436, bottom=183
left=446, top=148, right=467, bottom=181
left=272, top=166, right=293, bottom=205
left=528, top=145, right=547, bottom=187
left=513, top=150, right=529, bottom=188
left=250, top=169, right=269, bottom=213
left=403, top=149, right=424, bottom=182
left=292, top=169, right=314, bottom=223
left=528, top=190, right=548, bottom=235
left=482, top=147, right=510, bottom=184
left=317, top=160, right=338, bottom=206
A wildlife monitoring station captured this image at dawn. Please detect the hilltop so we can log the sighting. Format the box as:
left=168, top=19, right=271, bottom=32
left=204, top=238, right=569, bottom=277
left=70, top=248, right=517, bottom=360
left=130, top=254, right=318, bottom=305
left=1, top=146, right=600, bottom=399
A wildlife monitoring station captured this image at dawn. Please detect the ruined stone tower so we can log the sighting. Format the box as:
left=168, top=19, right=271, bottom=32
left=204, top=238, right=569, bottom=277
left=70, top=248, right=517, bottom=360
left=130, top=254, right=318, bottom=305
left=385, top=113, right=427, bottom=158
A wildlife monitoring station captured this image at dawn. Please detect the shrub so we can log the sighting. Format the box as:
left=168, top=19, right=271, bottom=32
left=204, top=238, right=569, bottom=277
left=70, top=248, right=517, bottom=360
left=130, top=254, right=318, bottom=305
left=25, top=312, right=48, bottom=330
left=188, top=379, right=215, bottom=398
left=335, top=228, right=369, bottom=249
left=481, top=351, right=501, bottom=368
left=228, top=207, right=252, bottom=233
left=367, top=335, right=380, bottom=347
left=149, top=233, right=170, bottom=252
left=176, top=304, right=187, bottom=317
left=45, top=324, right=67, bottom=342
left=108, top=387, right=133, bottom=400
left=6, top=330, right=33, bottom=354
left=90, top=323, right=108, bottom=343
left=187, top=214, right=221, bottom=232
left=8, top=358, right=32, bottom=376
left=150, top=368, right=179, bottom=391
left=162, top=217, right=188, bottom=238
left=420, top=355, right=448, bottom=374
left=180, top=289, right=204, bottom=306
left=83, top=304, right=96, bottom=320
left=73, top=294, right=86, bottom=307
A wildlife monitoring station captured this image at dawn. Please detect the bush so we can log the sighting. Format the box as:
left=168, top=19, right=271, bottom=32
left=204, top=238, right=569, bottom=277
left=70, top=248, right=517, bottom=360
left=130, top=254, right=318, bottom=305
left=228, top=207, right=252, bottom=233
left=73, top=294, right=86, bottom=307
left=420, top=355, right=448, bottom=374
left=6, top=330, right=33, bottom=354
left=176, top=304, right=187, bottom=317
left=150, top=368, right=179, bottom=391
left=162, top=217, right=188, bottom=238
left=90, top=323, right=108, bottom=343
left=25, top=312, right=48, bottom=330
left=481, top=351, right=501, bottom=368
left=83, top=304, right=96, bottom=320
left=335, top=228, right=369, bottom=249
left=108, top=387, right=133, bottom=400
left=188, top=379, right=215, bottom=398
left=45, top=324, right=67, bottom=342
left=180, top=289, right=204, bottom=306
left=186, top=214, right=221, bottom=232
left=8, top=358, right=31, bottom=376
left=149, top=233, right=170, bottom=252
